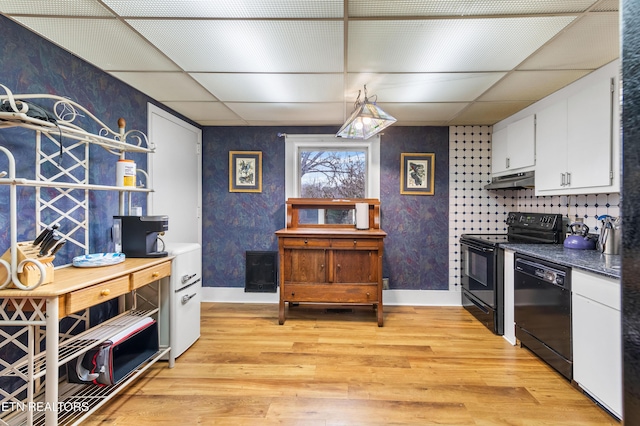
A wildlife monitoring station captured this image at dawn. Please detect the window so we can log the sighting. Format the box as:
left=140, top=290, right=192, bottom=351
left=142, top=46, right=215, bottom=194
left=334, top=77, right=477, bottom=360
left=284, top=134, right=380, bottom=224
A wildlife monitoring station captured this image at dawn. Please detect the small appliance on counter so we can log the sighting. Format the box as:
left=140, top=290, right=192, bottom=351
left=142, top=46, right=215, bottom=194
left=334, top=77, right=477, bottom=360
left=113, top=215, right=169, bottom=258
left=563, top=222, right=597, bottom=250
left=598, top=215, right=621, bottom=255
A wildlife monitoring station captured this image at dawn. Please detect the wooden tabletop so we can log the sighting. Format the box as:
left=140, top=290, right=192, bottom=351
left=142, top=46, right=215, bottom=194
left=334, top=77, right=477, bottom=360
left=0, top=257, right=174, bottom=297
left=275, top=227, right=387, bottom=237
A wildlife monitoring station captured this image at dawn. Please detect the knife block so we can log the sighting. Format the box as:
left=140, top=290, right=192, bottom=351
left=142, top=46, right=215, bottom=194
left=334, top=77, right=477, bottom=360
left=0, top=241, right=55, bottom=288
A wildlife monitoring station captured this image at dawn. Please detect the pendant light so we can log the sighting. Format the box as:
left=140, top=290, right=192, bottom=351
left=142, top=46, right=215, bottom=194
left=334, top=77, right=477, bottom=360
left=336, top=85, right=396, bottom=139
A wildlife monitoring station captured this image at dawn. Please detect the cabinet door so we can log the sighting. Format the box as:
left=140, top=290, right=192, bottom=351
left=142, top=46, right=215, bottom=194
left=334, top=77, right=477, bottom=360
left=506, top=115, right=535, bottom=170
left=535, top=100, right=568, bottom=192
left=491, top=126, right=509, bottom=175
left=572, top=293, right=622, bottom=418
left=333, top=250, right=377, bottom=283
left=284, top=249, right=326, bottom=282
left=566, top=77, right=613, bottom=190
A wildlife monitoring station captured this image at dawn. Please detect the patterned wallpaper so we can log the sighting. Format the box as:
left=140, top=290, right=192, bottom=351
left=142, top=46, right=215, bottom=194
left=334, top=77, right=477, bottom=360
left=0, top=16, right=154, bottom=265
left=201, top=125, right=451, bottom=291
left=448, top=125, right=621, bottom=291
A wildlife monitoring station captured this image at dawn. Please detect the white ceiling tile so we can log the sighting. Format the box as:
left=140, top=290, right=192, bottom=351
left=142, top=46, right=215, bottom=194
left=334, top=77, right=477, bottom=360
left=478, top=70, right=591, bottom=101
left=0, top=0, right=114, bottom=16
left=127, top=20, right=343, bottom=73
left=375, top=102, right=469, bottom=124
left=347, top=73, right=507, bottom=102
left=519, top=12, right=620, bottom=70
left=225, top=102, right=344, bottom=124
left=103, top=0, right=343, bottom=18
left=191, top=73, right=343, bottom=102
left=162, top=101, right=241, bottom=122
left=109, top=72, right=218, bottom=101
left=348, top=0, right=601, bottom=17
left=12, top=17, right=179, bottom=71
left=348, top=17, right=576, bottom=73
left=450, top=101, right=535, bottom=125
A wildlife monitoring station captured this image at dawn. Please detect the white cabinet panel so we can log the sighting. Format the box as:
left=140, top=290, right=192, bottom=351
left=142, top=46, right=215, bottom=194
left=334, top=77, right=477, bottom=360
left=572, top=270, right=622, bottom=419
left=491, top=115, right=535, bottom=176
left=566, top=77, right=613, bottom=190
left=536, top=76, right=615, bottom=195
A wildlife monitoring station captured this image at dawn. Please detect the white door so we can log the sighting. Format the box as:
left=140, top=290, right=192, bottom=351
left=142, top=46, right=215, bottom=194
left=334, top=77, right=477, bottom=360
left=148, top=104, right=202, bottom=245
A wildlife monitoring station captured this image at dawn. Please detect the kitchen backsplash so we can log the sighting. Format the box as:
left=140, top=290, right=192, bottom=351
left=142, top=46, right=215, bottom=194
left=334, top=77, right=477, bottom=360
left=448, top=125, right=620, bottom=291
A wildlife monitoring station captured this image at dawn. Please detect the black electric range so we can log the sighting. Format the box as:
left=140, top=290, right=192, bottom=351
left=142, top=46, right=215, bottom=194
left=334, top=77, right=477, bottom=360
left=459, top=212, right=565, bottom=335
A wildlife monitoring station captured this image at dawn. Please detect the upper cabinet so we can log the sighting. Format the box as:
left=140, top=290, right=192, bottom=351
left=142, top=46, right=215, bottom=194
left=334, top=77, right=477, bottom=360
left=491, top=115, right=535, bottom=176
left=535, top=74, right=619, bottom=196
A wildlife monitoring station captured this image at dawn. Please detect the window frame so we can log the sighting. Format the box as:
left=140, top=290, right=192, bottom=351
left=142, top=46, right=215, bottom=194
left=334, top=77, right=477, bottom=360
left=284, top=134, right=380, bottom=200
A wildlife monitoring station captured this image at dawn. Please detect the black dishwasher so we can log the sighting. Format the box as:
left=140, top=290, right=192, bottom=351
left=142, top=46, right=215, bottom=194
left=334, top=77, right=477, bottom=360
left=514, top=254, right=572, bottom=380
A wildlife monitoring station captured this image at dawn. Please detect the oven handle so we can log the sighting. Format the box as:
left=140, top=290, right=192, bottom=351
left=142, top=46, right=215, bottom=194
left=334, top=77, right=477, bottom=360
left=463, top=292, right=490, bottom=314
left=461, top=241, right=494, bottom=253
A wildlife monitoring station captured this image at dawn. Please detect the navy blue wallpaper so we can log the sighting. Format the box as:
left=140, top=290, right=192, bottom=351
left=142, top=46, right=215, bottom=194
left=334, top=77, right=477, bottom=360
left=0, top=16, right=154, bottom=265
left=202, top=126, right=450, bottom=290
left=1, top=15, right=451, bottom=292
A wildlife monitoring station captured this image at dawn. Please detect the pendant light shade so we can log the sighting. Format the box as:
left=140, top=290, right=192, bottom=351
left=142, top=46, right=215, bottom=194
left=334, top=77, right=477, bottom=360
left=336, top=86, right=396, bottom=139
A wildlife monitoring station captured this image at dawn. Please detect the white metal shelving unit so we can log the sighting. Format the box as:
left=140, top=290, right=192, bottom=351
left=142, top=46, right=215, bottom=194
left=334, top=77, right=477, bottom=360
left=0, top=84, right=170, bottom=426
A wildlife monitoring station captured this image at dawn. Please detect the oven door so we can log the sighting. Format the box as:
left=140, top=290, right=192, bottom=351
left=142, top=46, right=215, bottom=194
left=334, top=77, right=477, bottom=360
left=460, top=239, right=497, bottom=308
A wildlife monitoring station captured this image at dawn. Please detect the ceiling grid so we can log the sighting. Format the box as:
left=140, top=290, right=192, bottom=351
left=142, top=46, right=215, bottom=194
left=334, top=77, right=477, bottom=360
left=0, top=0, right=620, bottom=126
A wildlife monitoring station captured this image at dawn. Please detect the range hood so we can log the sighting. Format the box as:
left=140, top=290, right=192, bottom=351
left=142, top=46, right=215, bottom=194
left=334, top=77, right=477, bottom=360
left=484, top=171, right=535, bottom=190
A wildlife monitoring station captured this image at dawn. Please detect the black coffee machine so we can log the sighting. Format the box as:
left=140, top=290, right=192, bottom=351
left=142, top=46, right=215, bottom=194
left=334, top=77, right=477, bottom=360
left=113, top=215, right=169, bottom=258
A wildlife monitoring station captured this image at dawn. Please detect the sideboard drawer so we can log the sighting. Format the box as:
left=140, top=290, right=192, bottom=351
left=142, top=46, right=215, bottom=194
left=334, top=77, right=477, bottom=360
left=282, top=238, right=330, bottom=248
left=130, top=261, right=171, bottom=290
left=331, top=238, right=380, bottom=249
left=66, top=276, right=130, bottom=315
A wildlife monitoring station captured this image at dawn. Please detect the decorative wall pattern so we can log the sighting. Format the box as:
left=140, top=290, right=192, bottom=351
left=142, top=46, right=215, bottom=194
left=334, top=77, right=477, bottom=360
left=448, top=125, right=621, bottom=291
left=0, top=16, right=155, bottom=265
left=201, top=126, right=451, bottom=290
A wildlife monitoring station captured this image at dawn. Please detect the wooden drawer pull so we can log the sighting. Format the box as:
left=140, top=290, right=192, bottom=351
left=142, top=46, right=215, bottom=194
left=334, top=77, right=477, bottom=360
left=354, top=240, right=357, bottom=245
left=100, top=289, right=111, bottom=296
left=152, top=271, right=160, bottom=278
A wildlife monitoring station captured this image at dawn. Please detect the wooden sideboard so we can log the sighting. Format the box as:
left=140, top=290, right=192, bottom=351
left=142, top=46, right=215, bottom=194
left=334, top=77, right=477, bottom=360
left=276, top=198, right=386, bottom=326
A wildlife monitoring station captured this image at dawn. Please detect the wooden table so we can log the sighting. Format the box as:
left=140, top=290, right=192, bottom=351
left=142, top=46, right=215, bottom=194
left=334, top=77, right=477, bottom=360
left=0, top=257, right=172, bottom=426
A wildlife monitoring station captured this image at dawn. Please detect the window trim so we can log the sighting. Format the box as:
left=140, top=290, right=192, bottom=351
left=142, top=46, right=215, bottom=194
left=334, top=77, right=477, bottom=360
left=284, top=134, right=380, bottom=200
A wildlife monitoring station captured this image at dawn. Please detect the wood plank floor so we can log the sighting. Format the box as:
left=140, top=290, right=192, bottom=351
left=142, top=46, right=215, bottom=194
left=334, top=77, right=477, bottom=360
left=86, top=303, right=619, bottom=425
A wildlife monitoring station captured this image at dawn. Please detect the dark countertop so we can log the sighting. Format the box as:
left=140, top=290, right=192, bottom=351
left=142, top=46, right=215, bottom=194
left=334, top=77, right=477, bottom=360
left=500, top=243, right=621, bottom=279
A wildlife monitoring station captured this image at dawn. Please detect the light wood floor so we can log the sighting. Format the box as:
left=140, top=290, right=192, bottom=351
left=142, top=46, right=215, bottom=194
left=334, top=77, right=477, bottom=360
left=86, top=303, right=618, bottom=425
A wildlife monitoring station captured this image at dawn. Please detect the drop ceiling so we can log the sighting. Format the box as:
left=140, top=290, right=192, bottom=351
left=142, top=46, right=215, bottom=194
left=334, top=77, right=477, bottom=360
left=0, top=0, right=620, bottom=127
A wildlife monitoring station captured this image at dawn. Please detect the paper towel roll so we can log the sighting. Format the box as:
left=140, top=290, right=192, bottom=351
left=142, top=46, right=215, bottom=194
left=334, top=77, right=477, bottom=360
left=355, top=203, right=369, bottom=230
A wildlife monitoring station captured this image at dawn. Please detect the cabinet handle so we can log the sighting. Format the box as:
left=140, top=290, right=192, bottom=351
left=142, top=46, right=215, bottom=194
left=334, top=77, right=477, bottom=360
left=320, top=264, right=324, bottom=269
left=291, top=292, right=295, bottom=297
left=566, top=172, right=571, bottom=186
left=506, top=157, right=510, bottom=169
left=366, top=292, right=370, bottom=297
left=152, top=272, right=160, bottom=278
left=353, top=240, right=357, bottom=246
left=100, top=289, right=110, bottom=296
left=304, top=239, right=308, bottom=244
left=336, top=264, right=341, bottom=270
left=561, top=173, right=566, bottom=186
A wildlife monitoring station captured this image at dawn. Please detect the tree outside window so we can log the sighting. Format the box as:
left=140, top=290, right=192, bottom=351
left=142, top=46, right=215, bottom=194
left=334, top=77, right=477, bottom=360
left=299, top=150, right=366, bottom=224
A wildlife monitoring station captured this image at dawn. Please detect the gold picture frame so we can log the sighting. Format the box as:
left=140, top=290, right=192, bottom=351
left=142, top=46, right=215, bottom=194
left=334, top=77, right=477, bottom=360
left=229, top=151, right=262, bottom=193
left=400, top=153, right=435, bottom=195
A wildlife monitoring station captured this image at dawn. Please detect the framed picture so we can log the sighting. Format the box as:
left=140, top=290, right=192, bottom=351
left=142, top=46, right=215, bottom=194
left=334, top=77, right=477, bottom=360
left=400, top=153, right=435, bottom=195
left=229, top=151, right=262, bottom=193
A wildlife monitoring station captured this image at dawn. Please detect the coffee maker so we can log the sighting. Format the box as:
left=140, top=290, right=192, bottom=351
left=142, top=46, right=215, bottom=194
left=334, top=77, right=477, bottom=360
left=113, top=216, right=169, bottom=258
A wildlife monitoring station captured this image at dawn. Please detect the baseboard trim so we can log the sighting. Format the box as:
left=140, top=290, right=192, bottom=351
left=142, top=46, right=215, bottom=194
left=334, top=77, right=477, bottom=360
left=201, top=288, right=462, bottom=306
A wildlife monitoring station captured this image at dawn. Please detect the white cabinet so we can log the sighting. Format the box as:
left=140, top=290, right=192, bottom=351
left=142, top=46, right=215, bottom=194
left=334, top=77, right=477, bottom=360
left=536, top=76, right=616, bottom=195
left=572, top=269, right=622, bottom=419
left=491, top=115, right=535, bottom=176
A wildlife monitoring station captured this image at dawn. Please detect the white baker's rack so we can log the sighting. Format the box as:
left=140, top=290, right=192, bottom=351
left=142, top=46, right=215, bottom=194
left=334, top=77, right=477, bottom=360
left=0, top=85, right=170, bottom=426
left=0, top=83, right=154, bottom=291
